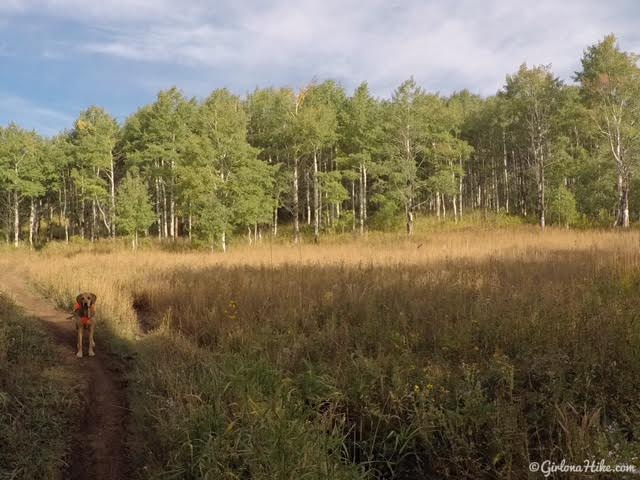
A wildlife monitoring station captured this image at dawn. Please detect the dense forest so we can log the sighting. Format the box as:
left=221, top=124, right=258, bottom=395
left=1, top=35, right=639, bottom=249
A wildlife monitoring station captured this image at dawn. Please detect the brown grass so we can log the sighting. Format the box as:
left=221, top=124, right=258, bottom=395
left=2, top=226, right=640, bottom=478
left=0, top=294, right=83, bottom=479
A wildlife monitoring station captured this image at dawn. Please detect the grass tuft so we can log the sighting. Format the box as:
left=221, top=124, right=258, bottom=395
left=3, top=225, right=640, bottom=478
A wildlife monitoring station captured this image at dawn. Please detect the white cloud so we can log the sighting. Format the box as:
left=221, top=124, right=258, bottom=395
left=2, top=0, right=639, bottom=98
left=72, top=0, right=640, bottom=96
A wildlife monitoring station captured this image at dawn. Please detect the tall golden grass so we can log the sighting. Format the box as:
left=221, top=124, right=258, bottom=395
left=0, top=294, right=83, bottom=478
left=3, top=226, right=640, bottom=478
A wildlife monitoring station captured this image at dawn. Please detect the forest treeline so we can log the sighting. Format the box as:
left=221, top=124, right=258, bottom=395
left=1, top=35, right=639, bottom=249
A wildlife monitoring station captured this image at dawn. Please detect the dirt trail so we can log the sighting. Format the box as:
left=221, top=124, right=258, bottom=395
left=0, top=266, right=129, bottom=480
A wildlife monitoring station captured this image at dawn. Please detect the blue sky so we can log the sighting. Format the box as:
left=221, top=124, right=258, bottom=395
left=1, top=0, right=639, bottom=136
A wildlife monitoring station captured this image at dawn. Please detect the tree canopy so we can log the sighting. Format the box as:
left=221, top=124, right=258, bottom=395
left=1, top=35, right=639, bottom=248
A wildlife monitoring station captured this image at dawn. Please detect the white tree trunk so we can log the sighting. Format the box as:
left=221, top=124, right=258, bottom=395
left=502, top=129, right=510, bottom=214
left=273, top=204, right=278, bottom=237
left=452, top=195, right=458, bottom=223
left=28, top=198, right=35, bottom=249
left=313, top=149, right=319, bottom=243
left=169, top=160, right=175, bottom=239
left=13, top=192, right=20, bottom=247
left=109, top=151, right=116, bottom=237
left=293, top=158, right=300, bottom=243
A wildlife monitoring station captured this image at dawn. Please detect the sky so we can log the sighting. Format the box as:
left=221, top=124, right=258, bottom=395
left=0, top=0, right=639, bottom=136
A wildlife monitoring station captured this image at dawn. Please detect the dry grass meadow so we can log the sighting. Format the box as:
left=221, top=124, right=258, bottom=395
left=2, top=224, right=640, bottom=478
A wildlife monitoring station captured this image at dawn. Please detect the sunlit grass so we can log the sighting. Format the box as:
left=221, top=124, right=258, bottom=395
left=0, top=294, right=83, bottom=479
left=2, top=224, right=640, bottom=478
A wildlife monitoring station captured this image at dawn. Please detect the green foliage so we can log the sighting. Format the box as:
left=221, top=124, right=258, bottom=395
left=3, top=35, right=640, bottom=247
left=194, top=88, right=272, bottom=245
left=577, top=35, right=640, bottom=226
left=297, top=82, right=340, bottom=156
left=70, top=106, right=120, bottom=237
left=0, top=124, right=46, bottom=199
left=548, top=185, right=579, bottom=227
left=377, top=77, right=471, bottom=229
left=320, top=170, right=349, bottom=206
left=369, top=193, right=403, bottom=231
left=230, top=159, right=277, bottom=229
left=129, top=336, right=362, bottom=479
left=115, top=174, right=155, bottom=240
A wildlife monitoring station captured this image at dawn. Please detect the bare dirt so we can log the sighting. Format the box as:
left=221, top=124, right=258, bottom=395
left=0, top=266, right=129, bottom=480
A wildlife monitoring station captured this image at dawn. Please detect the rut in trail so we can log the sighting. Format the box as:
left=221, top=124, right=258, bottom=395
left=0, top=267, right=129, bottom=480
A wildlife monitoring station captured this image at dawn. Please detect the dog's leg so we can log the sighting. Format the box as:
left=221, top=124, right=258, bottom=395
left=88, top=323, right=95, bottom=357
left=76, top=324, right=83, bottom=358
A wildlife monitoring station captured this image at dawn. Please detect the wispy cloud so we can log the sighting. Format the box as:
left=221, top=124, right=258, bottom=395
left=0, top=0, right=208, bottom=23
left=1, top=0, right=639, bottom=134
left=0, top=93, right=74, bottom=136
left=52, top=0, right=640, bottom=95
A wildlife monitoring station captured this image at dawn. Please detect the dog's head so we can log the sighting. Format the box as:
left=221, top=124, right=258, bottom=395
left=76, top=292, right=97, bottom=314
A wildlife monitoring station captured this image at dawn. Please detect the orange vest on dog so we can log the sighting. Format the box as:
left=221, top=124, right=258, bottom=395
left=74, top=302, right=95, bottom=326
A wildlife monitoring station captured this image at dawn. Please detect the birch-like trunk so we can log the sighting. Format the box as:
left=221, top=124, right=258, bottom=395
left=91, top=198, right=96, bottom=242
left=313, top=149, right=319, bottom=243
left=161, top=179, right=168, bottom=238
left=109, top=150, right=116, bottom=237
left=293, top=158, right=300, bottom=243
left=13, top=191, right=19, bottom=247
left=502, top=129, right=510, bottom=214
left=80, top=196, right=85, bottom=239
left=538, top=150, right=546, bottom=231
left=351, top=180, right=356, bottom=232
left=363, top=164, right=367, bottom=223
left=305, top=172, right=311, bottom=225
left=359, top=163, right=366, bottom=235
left=169, top=159, right=175, bottom=239
left=5, top=192, right=11, bottom=244
left=493, top=154, right=499, bottom=212
left=62, top=179, right=69, bottom=243
left=273, top=203, right=278, bottom=237
left=458, top=154, right=463, bottom=218
left=621, top=178, right=630, bottom=228
left=28, top=198, right=35, bottom=249
left=155, top=176, right=161, bottom=239
left=406, top=206, right=414, bottom=235
left=452, top=195, right=458, bottom=223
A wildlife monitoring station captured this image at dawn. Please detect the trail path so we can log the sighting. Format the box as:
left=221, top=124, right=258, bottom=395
left=0, top=265, right=129, bottom=480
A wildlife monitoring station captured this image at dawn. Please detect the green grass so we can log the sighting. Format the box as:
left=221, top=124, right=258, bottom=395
left=11, top=226, right=640, bottom=478
left=123, top=256, right=640, bottom=478
left=0, top=294, right=83, bottom=480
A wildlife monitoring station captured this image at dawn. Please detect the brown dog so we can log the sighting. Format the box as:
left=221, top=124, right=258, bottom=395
left=74, top=292, right=97, bottom=358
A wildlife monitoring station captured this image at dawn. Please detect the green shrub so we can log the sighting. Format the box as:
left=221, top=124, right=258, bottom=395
left=548, top=185, right=579, bottom=227
left=369, top=196, right=403, bottom=231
